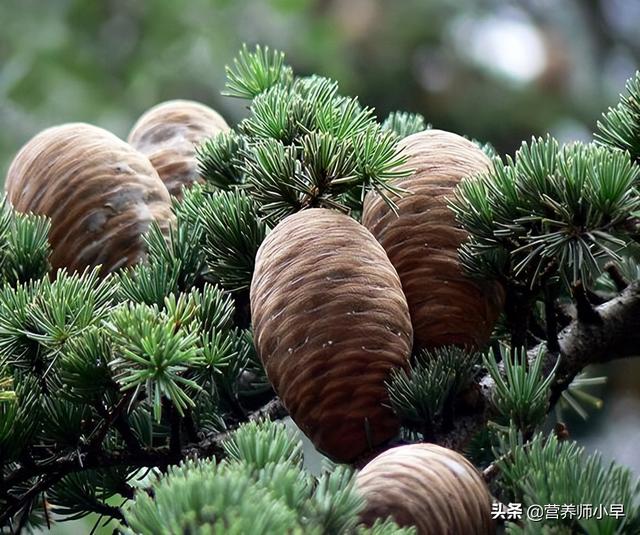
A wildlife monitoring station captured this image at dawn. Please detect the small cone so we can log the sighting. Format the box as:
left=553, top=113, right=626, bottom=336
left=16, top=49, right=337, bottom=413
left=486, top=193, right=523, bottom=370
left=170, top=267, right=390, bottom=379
left=128, top=99, right=229, bottom=198
left=356, top=443, right=495, bottom=534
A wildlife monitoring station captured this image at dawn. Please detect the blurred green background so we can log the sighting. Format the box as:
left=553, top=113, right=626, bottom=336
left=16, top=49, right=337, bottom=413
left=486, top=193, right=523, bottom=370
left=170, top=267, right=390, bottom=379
left=2, top=0, right=640, bottom=532
left=4, top=0, right=640, bottom=169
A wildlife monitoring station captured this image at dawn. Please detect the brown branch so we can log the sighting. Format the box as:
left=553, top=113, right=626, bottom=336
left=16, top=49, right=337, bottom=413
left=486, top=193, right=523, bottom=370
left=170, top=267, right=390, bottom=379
left=1, top=472, right=62, bottom=527
left=572, top=281, right=602, bottom=324
left=504, top=284, right=532, bottom=348
left=88, top=393, right=135, bottom=455
left=437, top=281, right=640, bottom=451
left=94, top=394, right=141, bottom=454
left=482, top=461, right=501, bottom=483
left=604, top=262, right=629, bottom=292
left=113, top=415, right=143, bottom=453
left=4, top=398, right=287, bottom=490
left=548, top=279, right=640, bottom=402
left=1, top=398, right=288, bottom=527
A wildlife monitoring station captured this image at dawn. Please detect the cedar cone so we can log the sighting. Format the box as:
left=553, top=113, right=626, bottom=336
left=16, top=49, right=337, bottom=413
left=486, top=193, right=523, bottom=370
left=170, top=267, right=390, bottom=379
left=5, top=123, right=173, bottom=274
left=356, top=443, right=495, bottom=535
left=128, top=99, right=229, bottom=198
left=250, top=208, right=413, bottom=462
left=362, top=129, right=504, bottom=350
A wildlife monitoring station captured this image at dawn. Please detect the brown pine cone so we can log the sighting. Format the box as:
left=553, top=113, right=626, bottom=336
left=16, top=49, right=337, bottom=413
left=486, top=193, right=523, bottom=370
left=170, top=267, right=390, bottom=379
left=5, top=123, right=173, bottom=274
left=250, top=208, right=413, bottom=462
left=356, top=443, right=495, bottom=535
left=362, top=129, right=504, bottom=350
left=128, top=99, right=229, bottom=198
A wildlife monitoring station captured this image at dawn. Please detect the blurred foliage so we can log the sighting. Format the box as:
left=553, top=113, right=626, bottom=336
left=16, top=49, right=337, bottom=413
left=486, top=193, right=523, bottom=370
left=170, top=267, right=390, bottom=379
left=2, top=0, right=640, bottom=176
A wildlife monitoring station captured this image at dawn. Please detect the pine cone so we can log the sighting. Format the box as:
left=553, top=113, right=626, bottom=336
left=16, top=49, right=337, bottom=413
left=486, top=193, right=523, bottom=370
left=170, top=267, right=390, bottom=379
left=128, top=99, right=229, bottom=198
left=356, top=443, right=495, bottom=534
left=250, top=208, right=413, bottom=462
left=362, top=129, right=504, bottom=350
left=5, top=123, right=173, bottom=274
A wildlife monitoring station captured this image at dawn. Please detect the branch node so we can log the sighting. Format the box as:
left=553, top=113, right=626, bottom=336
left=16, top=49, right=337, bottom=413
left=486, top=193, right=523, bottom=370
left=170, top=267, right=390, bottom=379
left=482, top=462, right=500, bottom=483
left=554, top=422, right=570, bottom=441
left=572, top=281, right=602, bottom=324
left=605, top=262, right=629, bottom=292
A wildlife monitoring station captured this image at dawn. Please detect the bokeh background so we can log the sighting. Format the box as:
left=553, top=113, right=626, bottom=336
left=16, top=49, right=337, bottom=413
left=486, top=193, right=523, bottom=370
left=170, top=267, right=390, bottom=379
left=2, top=0, right=640, bottom=531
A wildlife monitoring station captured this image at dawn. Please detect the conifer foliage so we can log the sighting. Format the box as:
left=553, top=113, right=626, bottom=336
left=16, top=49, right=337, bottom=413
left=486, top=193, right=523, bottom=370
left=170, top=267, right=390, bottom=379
left=1, top=45, right=640, bottom=534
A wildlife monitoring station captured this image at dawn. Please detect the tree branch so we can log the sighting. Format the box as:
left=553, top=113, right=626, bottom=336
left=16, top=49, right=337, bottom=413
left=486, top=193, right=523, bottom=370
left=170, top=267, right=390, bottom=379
left=1, top=398, right=288, bottom=526
left=548, top=279, right=640, bottom=403
left=438, top=281, right=640, bottom=451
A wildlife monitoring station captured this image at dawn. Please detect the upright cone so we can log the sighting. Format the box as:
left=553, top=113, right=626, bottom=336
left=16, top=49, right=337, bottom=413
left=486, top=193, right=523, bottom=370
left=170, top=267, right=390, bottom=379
left=250, top=208, right=413, bottom=462
left=356, top=443, right=495, bottom=534
left=5, top=123, right=173, bottom=274
left=362, top=129, right=504, bottom=350
left=128, top=99, right=229, bottom=198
